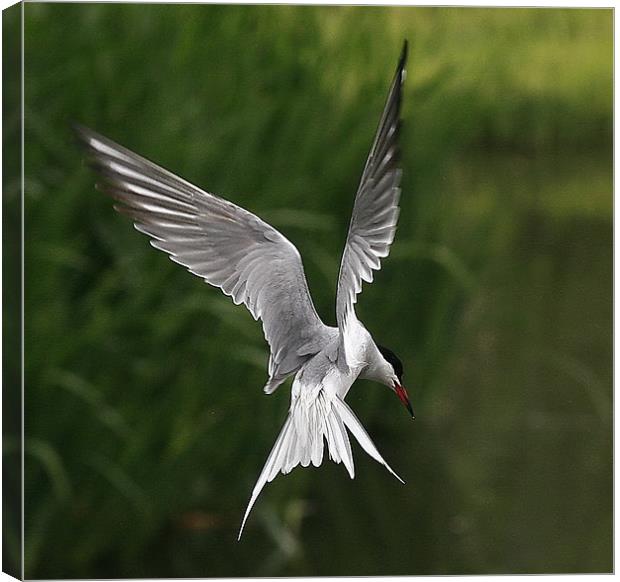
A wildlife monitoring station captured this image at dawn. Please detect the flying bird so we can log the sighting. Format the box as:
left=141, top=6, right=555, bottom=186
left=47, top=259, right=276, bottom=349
left=75, top=41, right=412, bottom=539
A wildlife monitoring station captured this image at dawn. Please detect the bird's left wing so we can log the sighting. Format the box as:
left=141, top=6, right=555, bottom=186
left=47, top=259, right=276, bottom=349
left=335, top=42, right=407, bottom=334
left=75, top=125, right=327, bottom=391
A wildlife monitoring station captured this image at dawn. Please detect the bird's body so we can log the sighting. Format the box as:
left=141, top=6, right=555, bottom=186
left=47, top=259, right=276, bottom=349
left=240, top=313, right=406, bottom=536
left=76, top=41, right=412, bottom=539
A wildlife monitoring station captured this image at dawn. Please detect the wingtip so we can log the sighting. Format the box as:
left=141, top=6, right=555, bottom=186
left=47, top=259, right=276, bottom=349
left=71, top=121, right=92, bottom=151
left=71, top=120, right=96, bottom=142
left=394, top=40, right=408, bottom=86
left=69, top=119, right=84, bottom=132
left=400, top=39, right=409, bottom=69
left=71, top=122, right=106, bottom=158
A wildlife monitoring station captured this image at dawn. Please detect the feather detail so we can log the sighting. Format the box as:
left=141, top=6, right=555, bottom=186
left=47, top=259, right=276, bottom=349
left=74, top=123, right=335, bottom=394
left=332, top=397, right=404, bottom=484
left=238, top=387, right=402, bottom=539
left=336, top=41, right=407, bottom=344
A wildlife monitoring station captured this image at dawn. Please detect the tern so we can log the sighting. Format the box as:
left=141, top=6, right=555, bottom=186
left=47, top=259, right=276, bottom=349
left=75, top=41, right=412, bottom=539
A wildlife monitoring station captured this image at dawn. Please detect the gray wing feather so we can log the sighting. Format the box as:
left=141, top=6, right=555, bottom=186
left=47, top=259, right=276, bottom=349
left=75, top=125, right=327, bottom=391
left=336, top=42, right=407, bottom=330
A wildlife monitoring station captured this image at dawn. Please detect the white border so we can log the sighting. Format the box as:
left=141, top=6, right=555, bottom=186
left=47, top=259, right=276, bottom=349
left=0, top=2, right=614, bottom=582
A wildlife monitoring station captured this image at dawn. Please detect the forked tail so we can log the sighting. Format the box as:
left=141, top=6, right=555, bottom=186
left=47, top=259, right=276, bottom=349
left=237, top=393, right=403, bottom=539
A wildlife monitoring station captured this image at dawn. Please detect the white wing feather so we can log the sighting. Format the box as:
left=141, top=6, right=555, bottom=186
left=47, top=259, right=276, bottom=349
left=75, top=125, right=330, bottom=391
left=336, top=42, right=407, bottom=334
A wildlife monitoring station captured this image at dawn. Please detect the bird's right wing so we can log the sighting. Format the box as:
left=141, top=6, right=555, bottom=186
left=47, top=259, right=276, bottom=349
left=335, top=42, right=407, bottom=337
left=75, top=125, right=326, bottom=391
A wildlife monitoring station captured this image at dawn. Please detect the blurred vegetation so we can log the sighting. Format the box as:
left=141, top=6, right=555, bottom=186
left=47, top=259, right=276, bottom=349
left=3, top=4, right=23, bottom=578
left=9, top=4, right=612, bottom=577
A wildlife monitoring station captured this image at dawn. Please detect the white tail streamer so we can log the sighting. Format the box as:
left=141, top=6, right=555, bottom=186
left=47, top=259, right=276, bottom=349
left=237, top=392, right=403, bottom=539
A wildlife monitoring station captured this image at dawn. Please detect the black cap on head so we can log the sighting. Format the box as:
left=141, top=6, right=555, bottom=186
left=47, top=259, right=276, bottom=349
left=377, top=344, right=404, bottom=382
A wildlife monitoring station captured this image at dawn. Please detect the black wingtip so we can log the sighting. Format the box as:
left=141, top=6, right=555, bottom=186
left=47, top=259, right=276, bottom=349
left=71, top=121, right=93, bottom=160
left=71, top=120, right=96, bottom=153
left=71, top=122, right=112, bottom=150
left=70, top=120, right=89, bottom=140
left=399, top=40, right=408, bottom=69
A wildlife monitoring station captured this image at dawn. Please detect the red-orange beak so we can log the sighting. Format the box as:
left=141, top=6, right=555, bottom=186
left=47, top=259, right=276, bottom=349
left=394, top=383, right=415, bottom=419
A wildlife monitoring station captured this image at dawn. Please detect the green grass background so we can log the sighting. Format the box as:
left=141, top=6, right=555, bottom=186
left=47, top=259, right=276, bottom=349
left=9, top=4, right=613, bottom=577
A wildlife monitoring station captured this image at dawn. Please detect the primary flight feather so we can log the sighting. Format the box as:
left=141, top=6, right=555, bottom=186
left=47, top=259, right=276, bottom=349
left=76, top=40, right=412, bottom=539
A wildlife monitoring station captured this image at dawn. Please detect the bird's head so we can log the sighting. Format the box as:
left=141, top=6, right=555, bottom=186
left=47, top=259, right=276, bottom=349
left=377, top=344, right=414, bottom=419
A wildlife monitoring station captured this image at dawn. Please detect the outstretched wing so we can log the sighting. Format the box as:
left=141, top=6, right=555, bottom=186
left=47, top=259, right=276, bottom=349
left=335, top=41, right=407, bottom=333
left=75, top=125, right=327, bottom=392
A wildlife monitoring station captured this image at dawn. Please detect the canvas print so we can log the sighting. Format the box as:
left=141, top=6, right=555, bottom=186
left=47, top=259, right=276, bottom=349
left=2, top=3, right=613, bottom=578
